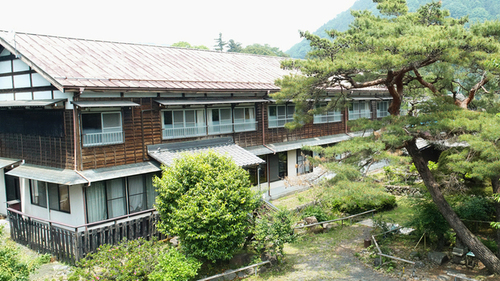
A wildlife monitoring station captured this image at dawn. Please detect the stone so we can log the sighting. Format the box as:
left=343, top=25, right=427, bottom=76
left=304, top=216, right=318, bottom=225
left=237, top=271, right=246, bottom=279
left=169, top=236, right=179, bottom=247
left=428, top=251, right=448, bottom=265
left=415, top=261, right=425, bottom=268
left=223, top=270, right=236, bottom=281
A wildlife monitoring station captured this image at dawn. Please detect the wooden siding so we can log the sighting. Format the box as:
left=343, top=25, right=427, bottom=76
left=0, top=110, right=74, bottom=169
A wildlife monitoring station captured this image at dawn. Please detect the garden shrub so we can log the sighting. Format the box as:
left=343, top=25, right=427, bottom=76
left=70, top=238, right=165, bottom=281
left=0, top=225, right=49, bottom=281
left=253, top=208, right=296, bottom=263
left=409, top=198, right=450, bottom=249
left=454, top=196, right=495, bottom=222
left=149, top=249, right=201, bottom=281
left=323, top=180, right=397, bottom=214
left=154, top=151, right=259, bottom=262
left=300, top=204, right=332, bottom=222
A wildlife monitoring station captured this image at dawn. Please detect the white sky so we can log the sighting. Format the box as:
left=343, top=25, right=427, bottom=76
left=0, top=0, right=357, bottom=51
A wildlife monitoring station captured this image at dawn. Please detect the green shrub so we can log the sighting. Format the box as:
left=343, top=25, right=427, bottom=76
left=454, top=196, right=495, bottom=222
left=149, top=249, right=201, bottom=281
left=253, top=208, right=296, bottom=263
left=300, top=205, right=332, bottom=222
left=155, top=151, right=259, bottom=262
left=409, top=198, right=450, bottom=249
left=0, top=225, right=49, bottom=281
left=70, top=238, right=165, bottom=281
left=323, top=181, right=397, bottom=214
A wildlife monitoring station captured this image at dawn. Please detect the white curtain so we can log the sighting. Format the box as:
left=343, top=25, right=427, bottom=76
left=86, top=182, right=107, bottom=223
left=146, top=173, right=158, bottom=209
left=128, top=175, right=144, bottom=213
left=106, top=179, right=126, bottom=218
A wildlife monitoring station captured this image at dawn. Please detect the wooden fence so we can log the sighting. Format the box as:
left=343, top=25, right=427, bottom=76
left=7, top=208, right=165, bottom=264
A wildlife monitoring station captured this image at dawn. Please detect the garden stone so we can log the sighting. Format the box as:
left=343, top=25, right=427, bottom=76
left=237, top=271, right=246, bottom=279
left=169, top=236, right=179, bottom=247
left=415, top=261, right=425, bottom=268
left=223, top=270, right=236, bottom=281
left=428, top=252, right=448, bottom=265
left=304, top=216, right=318, bottom=224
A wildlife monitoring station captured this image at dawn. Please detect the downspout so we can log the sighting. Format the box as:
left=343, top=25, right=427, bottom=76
left=74, top=89, right=91, bottom=230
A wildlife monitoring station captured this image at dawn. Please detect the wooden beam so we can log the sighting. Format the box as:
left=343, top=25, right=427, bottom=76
left=0, top=85, right=57, bottom=94
left=0, top=69, right=37, bottom=77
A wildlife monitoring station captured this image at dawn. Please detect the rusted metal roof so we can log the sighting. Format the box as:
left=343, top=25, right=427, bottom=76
left=155, top=98, right=268, bottom=106
left=0, top=99, right=66, bottom=107
left=72, top=100, right=140, bottom=108
left=0, top=31, right=292, bottom=93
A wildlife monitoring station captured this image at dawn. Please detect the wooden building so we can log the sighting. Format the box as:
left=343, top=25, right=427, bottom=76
left=0, top=31, right=391, bottom=261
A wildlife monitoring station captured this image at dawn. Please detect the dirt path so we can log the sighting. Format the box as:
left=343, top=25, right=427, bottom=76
left=247, top=225, right=399, bottom=281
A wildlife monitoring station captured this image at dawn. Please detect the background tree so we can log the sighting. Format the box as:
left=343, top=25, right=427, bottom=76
left=241, top=43, right=290, bottom=57
left=275, top=0, right=500, bottom=273
left=171, top=41, right=209, bottom=50
left=214, top=33, right=227, bottom=51
left=227, top=39, right=243, bottom=52
left=154, top=151, right=259, bottom=262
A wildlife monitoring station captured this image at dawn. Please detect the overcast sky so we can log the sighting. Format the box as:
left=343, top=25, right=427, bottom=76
left=1, top=0, right=358, bottom=51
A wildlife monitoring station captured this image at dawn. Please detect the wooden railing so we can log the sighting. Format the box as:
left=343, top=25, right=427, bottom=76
left=7, top=208, right=165, bottom=264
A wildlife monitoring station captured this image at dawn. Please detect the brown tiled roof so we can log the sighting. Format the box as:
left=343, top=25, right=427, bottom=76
left=0, top=31, right=291, bottom=92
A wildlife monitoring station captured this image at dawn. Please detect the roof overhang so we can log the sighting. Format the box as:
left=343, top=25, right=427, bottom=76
left=0, top=99, right=66, bottom=108
left=148, top=137, right=265, bottom=167
left=245, top=131, right=369, bottom=155
left=0, top=157, right=21, bottom=169
left=72, top=100, right=140, bottom=108
left=80, top=162, right=161, bottom=182
left=5, top=164, right=87, bottom=185
left=155, top=98, right=268, bottom=106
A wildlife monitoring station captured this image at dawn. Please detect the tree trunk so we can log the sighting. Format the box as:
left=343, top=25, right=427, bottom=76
left=492, top=176, right=500, bottom=258
left=406, top=139, right=500, bottom=274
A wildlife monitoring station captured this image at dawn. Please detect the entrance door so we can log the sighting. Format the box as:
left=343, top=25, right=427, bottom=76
left=5, top=175, right=21, bottom=211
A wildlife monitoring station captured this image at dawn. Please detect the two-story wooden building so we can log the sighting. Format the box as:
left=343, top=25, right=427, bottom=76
left=0, top=31, right=391, bottom=260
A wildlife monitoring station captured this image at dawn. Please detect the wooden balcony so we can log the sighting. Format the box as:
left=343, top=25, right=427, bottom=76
left=6, top=208, right=165, bottom=264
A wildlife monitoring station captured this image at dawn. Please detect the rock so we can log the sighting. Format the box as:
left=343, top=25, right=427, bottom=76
left=237, top=271, right=246, bottom=279
left=223, top=270, right=236, bottom=281
left=415, top=261, right=425, bottom=268
left=229, top=253, right=252, bottom=268
left=428, top=252, right=448, bottom=265
left=169, top=236, right=179, bottom=247
left=304, top=216, right=318, bottom=225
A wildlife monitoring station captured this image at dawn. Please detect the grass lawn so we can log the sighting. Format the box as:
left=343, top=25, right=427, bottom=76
left=271, top=187, right=322, bottom=210
left=374, top=196, right=414, bottom=226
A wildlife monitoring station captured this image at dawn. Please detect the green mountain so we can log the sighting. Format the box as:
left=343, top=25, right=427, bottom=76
left=286, top=0, right=500, bottom=59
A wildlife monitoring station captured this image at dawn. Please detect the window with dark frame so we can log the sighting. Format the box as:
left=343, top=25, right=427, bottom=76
left=29, top=180, right=70, bottom=213
left=30, top=180, right=47, bottom=208
left=81, top=111, right=123, bottom=147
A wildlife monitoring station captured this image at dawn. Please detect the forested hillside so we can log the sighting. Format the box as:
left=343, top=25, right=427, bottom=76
left=286, top=0, right=500, bottom=58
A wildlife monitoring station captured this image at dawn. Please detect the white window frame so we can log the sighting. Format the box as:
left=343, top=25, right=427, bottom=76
left=162, top=108, right=206, bottom=139
left=377, top=101, right=390, bottom=118
left=233, top=106, right=256, bottom=132
left=208, top=107, right=233, bottom=135
left=348, top=101, right=371, bottom=120
left=82, top=111, right=124, bottom=147
left=268, top=104, right=294, bottom=128
left=313, top=105, right=342, bottom=124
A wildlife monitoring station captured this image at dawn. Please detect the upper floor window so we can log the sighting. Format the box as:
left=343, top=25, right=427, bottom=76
left=82, top=112, right=123, bottom=147
left=377, top=101, right=390, bottom=118
left=268, top=104, right=294, bottom=128
left=30, top=180, right=70, bottom=213
left=208, top=108, right=232, bottom=135
left=162, top=109, right=206, bottom=139
left=348, top=101, right=371, bottom=120
left=313, top=106, right=342, bottom=124
left=234, top=107, right=256, bottom=132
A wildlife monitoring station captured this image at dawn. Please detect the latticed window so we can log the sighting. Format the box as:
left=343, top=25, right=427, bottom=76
left=82, top=112, right=123, bottom=147
left=268, top=104, right=294, bottom=128
left=162, top=109, right=206, bottom=139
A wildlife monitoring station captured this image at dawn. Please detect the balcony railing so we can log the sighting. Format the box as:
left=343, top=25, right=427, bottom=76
left=7, top=208, right=164, bottom=264
left=208, top=123, right=233, bottom=135
left=83, top=131, right=124, bottom=147
left=313, top=114, right=342, bottom=124
left=234, top=120, right=256, bottom=132
left=348, top=110, right=371, bottom=120
left=377, top=110, right=390, bottom=118
left=268, top=117, right=293, bottom=128
left=162, top=125, right=207, bottom=139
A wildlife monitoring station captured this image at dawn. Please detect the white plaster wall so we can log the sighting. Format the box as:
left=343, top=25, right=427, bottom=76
left=49, top=184, right=85, bottom=226
left=20, top=178, right=86, bottom=226
left=0, top=169, right=6, bottom=215
left=287, top=150, right=297, bottom=178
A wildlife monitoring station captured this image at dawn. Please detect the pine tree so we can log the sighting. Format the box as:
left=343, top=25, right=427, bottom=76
left=275, top=0, right=500, bottom=273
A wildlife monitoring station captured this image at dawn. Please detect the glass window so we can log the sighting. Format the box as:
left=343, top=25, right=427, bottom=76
left=82, top=112, right=123, bottom=147
left=313, top=104, right=342, bottom=124
left=106, top=179, right=126, bottom=218
left=128, top=175, right=145, bottom=213
left=234, top=107, right=256, bottom=132
left=268, top=105, right=294, bottom=128
left=377, top=101, right=390, bottom=118
left=162, top=109, right=206, bottom=139
left=30, top=180, right=47, bottom=208
left=348, top=101, right=372, bottom=120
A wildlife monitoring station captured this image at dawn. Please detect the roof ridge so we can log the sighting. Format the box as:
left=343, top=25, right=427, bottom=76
left=0, top=30, right=289, bottom=59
